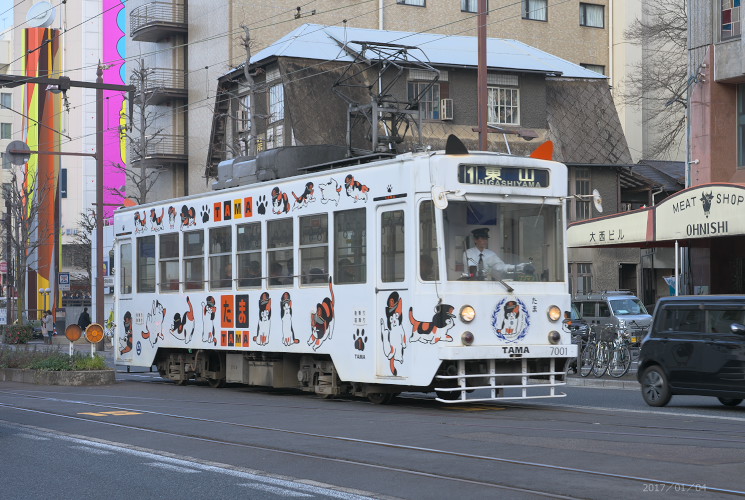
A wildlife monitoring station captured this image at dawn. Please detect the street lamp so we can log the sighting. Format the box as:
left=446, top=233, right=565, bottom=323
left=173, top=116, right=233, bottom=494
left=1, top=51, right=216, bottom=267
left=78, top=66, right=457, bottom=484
left=38, top=287, right=51, bottom=316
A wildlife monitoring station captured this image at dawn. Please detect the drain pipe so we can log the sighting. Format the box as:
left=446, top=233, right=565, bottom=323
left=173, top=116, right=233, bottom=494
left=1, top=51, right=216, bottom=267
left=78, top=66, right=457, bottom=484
left=379, top=0, right=384, bottom=29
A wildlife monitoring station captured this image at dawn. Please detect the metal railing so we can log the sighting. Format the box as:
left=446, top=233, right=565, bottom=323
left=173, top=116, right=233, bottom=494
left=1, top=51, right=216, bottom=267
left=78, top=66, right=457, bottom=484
left=131, top=68, right=186, bottom=92
left=130, top=2, right=186, bottom=35
left=130, top=134, right=186, bottom=161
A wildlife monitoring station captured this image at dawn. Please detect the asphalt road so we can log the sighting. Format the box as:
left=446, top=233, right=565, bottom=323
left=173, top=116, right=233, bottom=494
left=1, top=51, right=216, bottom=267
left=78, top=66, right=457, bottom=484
left=2, top=365, right=745, bottom=499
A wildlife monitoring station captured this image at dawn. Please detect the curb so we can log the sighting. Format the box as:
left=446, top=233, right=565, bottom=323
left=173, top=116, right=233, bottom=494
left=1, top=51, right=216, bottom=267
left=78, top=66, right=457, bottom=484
left=567, top=375, right=639, bottom=390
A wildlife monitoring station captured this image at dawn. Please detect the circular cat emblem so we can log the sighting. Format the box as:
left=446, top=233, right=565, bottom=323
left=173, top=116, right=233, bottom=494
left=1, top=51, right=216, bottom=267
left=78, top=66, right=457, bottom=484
left=492, top=297, right=530, bottom=343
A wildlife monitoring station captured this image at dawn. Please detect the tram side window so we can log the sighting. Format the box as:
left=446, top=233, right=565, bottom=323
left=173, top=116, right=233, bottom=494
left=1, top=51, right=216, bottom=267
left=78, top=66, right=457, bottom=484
left=419, top=201, right=439, bottom=281
left=183, top=230, right=204, bottom=290
left=381, top=210, right=405, bottom=283
left=119, top=242, right=132, bottom=294
left=159, top=233, right=180, bottom=292
left=300, top=214, right=328, bottom=285
left=137, top=236, right=155, bottom=293
left=237, top=222, right=262, bottom=288
left=210, top=226, right=233, bottom=290
left=335, top=208, right=366, bottom=284
left=267, top=218, right=293, bottom=286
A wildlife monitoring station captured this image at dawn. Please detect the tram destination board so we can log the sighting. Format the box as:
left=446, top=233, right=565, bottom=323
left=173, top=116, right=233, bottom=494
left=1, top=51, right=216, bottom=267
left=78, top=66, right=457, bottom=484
left=458, top=164, right=550, bottom=187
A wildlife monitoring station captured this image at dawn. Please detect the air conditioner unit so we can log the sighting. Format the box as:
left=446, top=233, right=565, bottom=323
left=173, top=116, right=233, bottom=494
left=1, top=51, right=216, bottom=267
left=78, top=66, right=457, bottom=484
left=441, top=98, right=453, bottom=120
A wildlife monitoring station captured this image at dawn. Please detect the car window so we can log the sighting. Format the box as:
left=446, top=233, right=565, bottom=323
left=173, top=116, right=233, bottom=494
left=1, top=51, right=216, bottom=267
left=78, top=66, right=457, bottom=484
left=609, top=298, right=648, bottom=316
left=571, top=304, right=582, bottom=320
left=580, top=302, right=595, bottom=317
left=707, top=309, right=745, bottom=334
left=660, top=307, right=704, bottom=333
left=598, top=302, right=611, bottom=317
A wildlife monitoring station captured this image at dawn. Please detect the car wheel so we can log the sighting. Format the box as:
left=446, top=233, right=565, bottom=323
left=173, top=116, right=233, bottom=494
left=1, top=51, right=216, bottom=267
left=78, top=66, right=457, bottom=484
left=640, top=365, right=672, bottom=407
left=717, top=398, right=743, bottom=407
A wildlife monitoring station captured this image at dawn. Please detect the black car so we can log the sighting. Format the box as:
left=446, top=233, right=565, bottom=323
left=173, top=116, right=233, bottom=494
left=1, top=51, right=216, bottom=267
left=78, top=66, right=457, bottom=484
left=637, top=295, right=745, bottom=407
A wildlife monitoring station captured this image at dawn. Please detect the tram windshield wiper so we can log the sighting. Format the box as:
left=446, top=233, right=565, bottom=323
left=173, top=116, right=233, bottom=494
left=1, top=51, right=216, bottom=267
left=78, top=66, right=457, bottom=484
left=496, top=278, right=514, bottom=293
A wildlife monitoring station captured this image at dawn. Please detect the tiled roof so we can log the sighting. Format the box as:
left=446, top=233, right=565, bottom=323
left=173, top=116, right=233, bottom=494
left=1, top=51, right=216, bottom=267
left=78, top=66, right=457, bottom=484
left=545, top=79, right=632, bottom=165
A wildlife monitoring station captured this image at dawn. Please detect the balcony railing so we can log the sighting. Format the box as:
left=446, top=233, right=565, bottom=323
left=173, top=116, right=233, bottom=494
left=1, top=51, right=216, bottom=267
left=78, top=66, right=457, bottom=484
left=132, top=68, right=187, bottom=104
left=130, top=134, right=187, bottom=163
left=131, top=2, right=187, bottom=42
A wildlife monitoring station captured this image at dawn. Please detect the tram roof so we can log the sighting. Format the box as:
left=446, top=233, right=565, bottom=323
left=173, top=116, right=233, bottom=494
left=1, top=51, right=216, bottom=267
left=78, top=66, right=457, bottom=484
left=241, top=23, right=604, bottom=80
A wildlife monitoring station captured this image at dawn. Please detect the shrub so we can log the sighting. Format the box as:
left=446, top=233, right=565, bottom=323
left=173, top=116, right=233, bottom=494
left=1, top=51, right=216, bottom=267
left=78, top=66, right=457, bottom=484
left=3, top=325, right=33, bottom=345
left=0, top=346, right=109, bottom=371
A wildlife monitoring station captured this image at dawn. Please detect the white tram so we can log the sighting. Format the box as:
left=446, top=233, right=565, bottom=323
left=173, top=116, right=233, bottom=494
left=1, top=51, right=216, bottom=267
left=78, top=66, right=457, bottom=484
left=113, top=137, right=576, bottom=403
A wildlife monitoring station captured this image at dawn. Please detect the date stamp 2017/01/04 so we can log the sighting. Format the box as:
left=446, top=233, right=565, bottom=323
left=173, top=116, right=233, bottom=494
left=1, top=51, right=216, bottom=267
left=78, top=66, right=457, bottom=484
left=643, top=483, right=707, bottom=493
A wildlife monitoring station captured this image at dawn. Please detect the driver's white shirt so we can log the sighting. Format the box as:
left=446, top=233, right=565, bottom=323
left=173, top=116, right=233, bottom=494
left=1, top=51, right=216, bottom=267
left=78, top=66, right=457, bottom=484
left=462, top=247, right=509, bottom=279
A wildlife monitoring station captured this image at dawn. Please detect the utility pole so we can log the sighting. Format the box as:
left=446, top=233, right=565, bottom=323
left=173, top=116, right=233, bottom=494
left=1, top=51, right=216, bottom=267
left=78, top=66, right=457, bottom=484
left=4, top=193, right=11, bottom=324
left=477, top=0, right=488, bottom=151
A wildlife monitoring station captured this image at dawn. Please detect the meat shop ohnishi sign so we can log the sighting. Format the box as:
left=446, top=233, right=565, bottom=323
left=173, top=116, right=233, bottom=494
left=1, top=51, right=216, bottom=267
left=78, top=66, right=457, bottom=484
left=567, top=183, right=745, bottom=247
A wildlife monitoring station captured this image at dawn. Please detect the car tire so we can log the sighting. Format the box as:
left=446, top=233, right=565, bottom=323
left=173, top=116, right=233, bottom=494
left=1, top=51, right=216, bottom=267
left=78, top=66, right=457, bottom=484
left=717, top=398, right=743, bottom=407
left=640, top=365, right=672, bottom=407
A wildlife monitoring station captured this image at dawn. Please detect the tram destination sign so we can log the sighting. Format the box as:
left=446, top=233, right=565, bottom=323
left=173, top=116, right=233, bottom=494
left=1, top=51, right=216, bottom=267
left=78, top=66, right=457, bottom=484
left=458, top=165, right=550, bottom=187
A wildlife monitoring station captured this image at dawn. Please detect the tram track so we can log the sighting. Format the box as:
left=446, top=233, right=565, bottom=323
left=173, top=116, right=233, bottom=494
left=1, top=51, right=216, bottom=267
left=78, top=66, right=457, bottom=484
left=1, top=392, right=744, bottom=497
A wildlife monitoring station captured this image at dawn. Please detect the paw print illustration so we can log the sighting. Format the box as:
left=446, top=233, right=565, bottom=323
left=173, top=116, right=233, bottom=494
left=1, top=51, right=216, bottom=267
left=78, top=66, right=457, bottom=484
left=200, top=205, right=211, bottom=223
left=257, top=195, right=267, bottom=215
left=387, top=185, right=392, bottom=193
left=353, top=328, right=367, bottom=351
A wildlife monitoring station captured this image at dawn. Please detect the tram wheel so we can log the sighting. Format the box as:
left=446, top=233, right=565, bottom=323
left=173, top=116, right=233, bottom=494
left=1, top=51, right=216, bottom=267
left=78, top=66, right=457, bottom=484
left=208, top=377, right=226, bottom=388
left=367, top=393, right=394, bottom=405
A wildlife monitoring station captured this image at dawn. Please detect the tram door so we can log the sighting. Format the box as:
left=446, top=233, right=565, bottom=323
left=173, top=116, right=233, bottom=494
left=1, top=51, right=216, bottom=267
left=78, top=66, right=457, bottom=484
left=376, top=204, right=408, bottom=378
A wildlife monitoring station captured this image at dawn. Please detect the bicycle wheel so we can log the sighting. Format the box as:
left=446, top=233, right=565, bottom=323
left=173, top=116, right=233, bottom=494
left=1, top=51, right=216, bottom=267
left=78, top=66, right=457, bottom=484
left=607, top=345, right=631, bottom=378
left=579, top=341, right=595, bottom=377
left=592, top=342, right=609, bottom=377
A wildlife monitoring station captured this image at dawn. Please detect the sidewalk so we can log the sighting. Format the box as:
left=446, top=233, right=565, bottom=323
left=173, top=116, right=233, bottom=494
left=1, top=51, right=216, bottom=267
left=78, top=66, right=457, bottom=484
left=566, top=371, right=639, bottom=390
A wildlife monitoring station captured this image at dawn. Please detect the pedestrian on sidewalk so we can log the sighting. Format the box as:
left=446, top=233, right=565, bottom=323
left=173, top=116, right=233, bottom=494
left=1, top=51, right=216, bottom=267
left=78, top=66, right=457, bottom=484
left=41, top=310, right=54, bottom=345
left=77, top=307, right=91, bottom=332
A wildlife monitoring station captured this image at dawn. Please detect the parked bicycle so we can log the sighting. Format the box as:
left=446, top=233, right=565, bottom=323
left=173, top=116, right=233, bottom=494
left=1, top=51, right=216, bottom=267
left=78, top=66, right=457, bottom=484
left=607, top=327, right=632, bottom=378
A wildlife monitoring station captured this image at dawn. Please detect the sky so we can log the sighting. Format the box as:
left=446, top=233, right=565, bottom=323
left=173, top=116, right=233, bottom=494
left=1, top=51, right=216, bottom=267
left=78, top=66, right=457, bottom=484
left=0, top=0, right=12, bottom=41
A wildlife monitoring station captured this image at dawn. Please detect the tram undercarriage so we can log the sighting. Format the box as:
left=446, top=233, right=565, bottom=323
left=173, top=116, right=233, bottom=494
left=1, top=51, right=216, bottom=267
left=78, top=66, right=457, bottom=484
left=153, top=349, right=572, bottom=404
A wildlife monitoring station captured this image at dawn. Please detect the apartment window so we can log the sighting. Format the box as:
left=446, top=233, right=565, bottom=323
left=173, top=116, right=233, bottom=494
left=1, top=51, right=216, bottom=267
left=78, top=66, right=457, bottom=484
left=574, top=167, right=591, bottom=220
left=462, top=0, right=487, bottom=13
left=1, top=153, right=10, bottom=169
left=238, top=94, right=251, bottom=132
left=267, top=218, right=293, bottom=286
left=0, top=92, right=10, bottom=109
left=739, top=84, right=745, bottom=167
left=183, top=230, right=204, bottom=290
left=722, top=0, right=741, bottom=39
left=569, top=263, right=592, bottom=296
left=159, top=233, right=180, bottom=291
left=408, top=81, right=440, bottom=120
left=580, top=63, right=605, bottom=75
left=237, top=222, right=262, bottom=288
left=487, top=86, right=519, bottom=125
left=580, top=3, right=604, bottom=28
left=269, top=83, right=284, bottom=123
left=0, top=123, right=10, bottom=139
left=397, top=0, right=425, bottom=5
left=300, top=214, right=328, bottom=285
left=523, top=0, right=547, bottom=21
left=209, top=226, right=232, bottom=290
left=335, top=209, right=366, bottom=284
left=60, top=168, right=67, bottom=198
left=137, top=236, right=156, bottom=293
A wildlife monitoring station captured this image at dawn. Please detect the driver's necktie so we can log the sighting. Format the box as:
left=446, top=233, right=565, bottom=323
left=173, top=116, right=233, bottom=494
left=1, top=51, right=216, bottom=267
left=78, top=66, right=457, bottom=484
left=477, top=253, right=484, bottom=276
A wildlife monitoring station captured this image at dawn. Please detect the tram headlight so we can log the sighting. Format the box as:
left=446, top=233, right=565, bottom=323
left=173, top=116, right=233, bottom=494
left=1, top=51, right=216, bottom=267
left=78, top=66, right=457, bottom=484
left=461, top=331, right=474, bottom=346
left=548, top=330, right=561, bottom=345
left=459, top=305, right=476, bottom=323
left=547, top=305, right=562, bottom=322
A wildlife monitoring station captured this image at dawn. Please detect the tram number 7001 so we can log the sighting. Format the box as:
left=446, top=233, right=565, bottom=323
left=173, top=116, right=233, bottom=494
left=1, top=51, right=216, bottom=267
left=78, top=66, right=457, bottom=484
left=550, top=346, right=569, bottom=356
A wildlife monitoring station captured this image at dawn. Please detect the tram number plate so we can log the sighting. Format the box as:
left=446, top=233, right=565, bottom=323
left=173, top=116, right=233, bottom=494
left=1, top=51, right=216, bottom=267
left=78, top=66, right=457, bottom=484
left=458, top=165, right=550, bottom=188
left=550, top=346, right=570, bottom=356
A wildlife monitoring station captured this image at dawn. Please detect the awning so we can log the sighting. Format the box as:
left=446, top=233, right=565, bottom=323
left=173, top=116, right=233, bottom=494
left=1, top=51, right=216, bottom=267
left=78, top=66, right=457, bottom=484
left=568, top=183, right=745, bottom=248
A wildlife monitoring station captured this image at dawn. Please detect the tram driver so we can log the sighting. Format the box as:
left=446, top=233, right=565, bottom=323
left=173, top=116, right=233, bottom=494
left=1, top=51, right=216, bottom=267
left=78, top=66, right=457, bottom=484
left=462, top=227, right=526, bottom=280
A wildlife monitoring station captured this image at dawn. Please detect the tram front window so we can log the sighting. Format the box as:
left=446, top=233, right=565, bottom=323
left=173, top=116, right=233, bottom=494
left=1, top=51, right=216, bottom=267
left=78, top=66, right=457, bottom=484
left=443, top=200, right=564, bottom=282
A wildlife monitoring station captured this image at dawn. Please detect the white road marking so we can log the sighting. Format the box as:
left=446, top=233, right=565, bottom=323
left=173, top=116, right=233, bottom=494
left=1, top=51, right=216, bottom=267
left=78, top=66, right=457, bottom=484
left=17, top=433, right=50, bottom=440
left=238, top=482, right=312, bottom=497
left=70, top=445, right=113, bottom=455
left=146, top=462, right=201, bottom=473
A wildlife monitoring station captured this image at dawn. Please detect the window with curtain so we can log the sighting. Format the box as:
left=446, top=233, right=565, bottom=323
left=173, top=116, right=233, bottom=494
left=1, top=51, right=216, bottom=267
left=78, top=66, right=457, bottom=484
left=580, top=3, right=604, bottom=28
left=487, top=86, right=519, bottom=125
left=573, top=167, right=591, bottom=221
left=397, top=0, right=425, bottom=5
left=523, top=0, right=547, bottom=21
left=580, top=63, right=605, bottom=75
left=462, top=0, right=487, bottom=13
left=722, top=0, right=741, bottom=39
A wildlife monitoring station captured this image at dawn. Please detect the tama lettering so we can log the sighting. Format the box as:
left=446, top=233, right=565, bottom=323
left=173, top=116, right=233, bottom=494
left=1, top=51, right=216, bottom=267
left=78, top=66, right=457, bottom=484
left=502, top=346, right=530, bottom=354
left=687, top=221, right=728, bottom=236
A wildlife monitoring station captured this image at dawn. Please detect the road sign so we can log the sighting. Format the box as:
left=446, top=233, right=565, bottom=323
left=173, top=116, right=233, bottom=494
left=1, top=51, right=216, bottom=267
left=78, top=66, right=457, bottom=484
left=5, top=140, right=31, bottom=166
left=58, top=272, right=70, bottom=291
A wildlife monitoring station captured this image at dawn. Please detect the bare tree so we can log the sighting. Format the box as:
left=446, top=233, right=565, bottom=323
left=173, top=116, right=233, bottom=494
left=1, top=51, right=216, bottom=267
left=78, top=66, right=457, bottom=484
left=108, top=59, right=164, bottom=205
left=65, top=209, right=96, bottom=288
left=2, top=165, right=55, bottom=322
left=619, top=0, right=688, bottom=159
